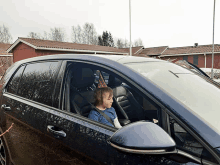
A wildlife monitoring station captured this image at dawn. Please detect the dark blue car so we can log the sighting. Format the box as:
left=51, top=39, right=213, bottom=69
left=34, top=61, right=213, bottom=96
left=0, top=54, right=220, bottom=165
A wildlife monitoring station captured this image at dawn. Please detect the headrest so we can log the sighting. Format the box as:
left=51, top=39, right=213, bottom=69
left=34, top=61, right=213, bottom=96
left=108, top=75, right=122, bottom=87
left=71, top=68, right=95, bottom=89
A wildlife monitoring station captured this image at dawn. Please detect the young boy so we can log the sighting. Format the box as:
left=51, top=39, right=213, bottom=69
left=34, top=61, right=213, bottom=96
left=88, top=87, right=122, bottom=129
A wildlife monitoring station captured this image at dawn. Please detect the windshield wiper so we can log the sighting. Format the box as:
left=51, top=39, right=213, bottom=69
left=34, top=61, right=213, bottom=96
left=169, top=70, right=179, bottom=78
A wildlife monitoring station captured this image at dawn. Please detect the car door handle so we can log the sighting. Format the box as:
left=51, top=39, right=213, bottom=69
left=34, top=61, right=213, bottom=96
left=47, top=125, right=66, bottom=138
left=1, top=104, right=11, bottom=111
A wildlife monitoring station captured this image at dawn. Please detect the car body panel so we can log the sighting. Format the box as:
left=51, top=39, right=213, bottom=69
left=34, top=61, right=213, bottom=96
left=2, top=54, right=220, bottom=148
left=1, top=93, right=48, bottom=165
left=0, top=54, right=219, bottom=164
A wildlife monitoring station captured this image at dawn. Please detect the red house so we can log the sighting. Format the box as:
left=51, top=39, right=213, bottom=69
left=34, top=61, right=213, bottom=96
left=7, top=38, right=220, bottom=70
left=7, top=37, right=129, bottom=63
left=158, top=44, right=220, bottom=69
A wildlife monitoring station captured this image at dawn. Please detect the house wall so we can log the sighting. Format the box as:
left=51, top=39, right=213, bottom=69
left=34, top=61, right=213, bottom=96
left=35, top=50, right=93, bottom=56
left=160, top=53, right=220, bottom=69
left=205, top=53, right=220, bottom=68
left=12, top=43, right=115, bottom=63
left=12, top=43, right=95, bottom=62
left=13, top=43, right=36, bottom=62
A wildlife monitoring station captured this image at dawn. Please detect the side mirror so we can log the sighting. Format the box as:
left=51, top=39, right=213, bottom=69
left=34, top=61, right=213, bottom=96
left=109, top=121, right=176, bottom=154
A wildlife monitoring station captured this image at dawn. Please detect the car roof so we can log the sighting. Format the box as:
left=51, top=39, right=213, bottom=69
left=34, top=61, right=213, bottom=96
left=14, top=54, right=164, bottom=66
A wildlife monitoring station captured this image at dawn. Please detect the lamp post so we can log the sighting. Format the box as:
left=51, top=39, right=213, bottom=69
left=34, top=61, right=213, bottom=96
left=211, top=0, right=216, bottom=79
left=129, top=0, right=132, bottom=56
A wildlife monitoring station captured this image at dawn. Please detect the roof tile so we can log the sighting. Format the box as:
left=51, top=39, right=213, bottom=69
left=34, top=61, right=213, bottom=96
left=162, top=44, right=220, bottom=56
left=19, top=37, right=128, bottom=54
left=140, top=46, right=168, bottom=56
left=0, top=43, right=12, bottom=55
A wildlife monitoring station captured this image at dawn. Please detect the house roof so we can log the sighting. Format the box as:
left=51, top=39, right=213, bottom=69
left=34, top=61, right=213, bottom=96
left=138, top=46, right=168, bottom=56
left=7, top=37, right=129, bottom=55
left=0, top=43, right=13, bottom=56
left=119, top=46, right=144, bottom=55
left=160, top=44, right=220, bottom=57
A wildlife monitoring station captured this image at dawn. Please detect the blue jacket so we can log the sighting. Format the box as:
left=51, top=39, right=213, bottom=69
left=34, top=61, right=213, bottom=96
left=88, top=107, right=116, bottom=127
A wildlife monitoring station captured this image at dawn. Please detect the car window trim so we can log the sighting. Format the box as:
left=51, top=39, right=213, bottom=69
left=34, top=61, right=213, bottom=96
left=165, top=110, right=220, bottom=164
left=52, top=60, right=66, bottom=108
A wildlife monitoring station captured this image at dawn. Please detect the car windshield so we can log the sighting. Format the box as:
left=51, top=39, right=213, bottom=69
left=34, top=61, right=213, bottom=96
left=126, top=61, right=220, bottom=134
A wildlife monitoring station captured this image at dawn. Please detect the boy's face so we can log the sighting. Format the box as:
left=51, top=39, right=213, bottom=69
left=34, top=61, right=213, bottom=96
left=102, top=92, right=113, bottom=109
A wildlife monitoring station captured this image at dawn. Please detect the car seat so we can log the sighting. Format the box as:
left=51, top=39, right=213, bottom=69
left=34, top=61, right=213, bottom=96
left=108, top=75, right=145, bottom=122
left=69, top=67, right=95, bottom=117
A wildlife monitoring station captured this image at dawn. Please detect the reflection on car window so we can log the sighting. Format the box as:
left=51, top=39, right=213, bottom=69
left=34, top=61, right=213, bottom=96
left=17, top=62, right=59, bottom=106
left=126, top=62, right=220, bottom=134
left=169, top=116, right=217, bottom=163
left=94, top=70, right=109, bottom=86
left=7, top=65, right=25, bottom=94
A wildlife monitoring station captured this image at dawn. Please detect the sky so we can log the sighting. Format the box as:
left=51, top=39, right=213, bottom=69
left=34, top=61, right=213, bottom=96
left=0, top=0, right=220, bottom=48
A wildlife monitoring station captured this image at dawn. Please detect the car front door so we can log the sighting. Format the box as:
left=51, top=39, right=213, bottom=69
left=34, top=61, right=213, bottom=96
left=1, top=61, right=62, bottom=165
left=45, top=60, right=180, bottom=165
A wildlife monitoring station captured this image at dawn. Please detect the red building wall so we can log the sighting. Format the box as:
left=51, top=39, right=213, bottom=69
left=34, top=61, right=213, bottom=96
left=160, top=53, right=220, bottom=69
left=12, top=43, right=96, bottom=63
left=13, top=43, right=37, bottom=62
left=206, top=53, right=220, bottom=68
left=35, top=50, right=92, bottom=56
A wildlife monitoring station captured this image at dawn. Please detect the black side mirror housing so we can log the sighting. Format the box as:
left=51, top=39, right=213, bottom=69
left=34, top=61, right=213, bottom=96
left=109, top=121, right=176, bottom=154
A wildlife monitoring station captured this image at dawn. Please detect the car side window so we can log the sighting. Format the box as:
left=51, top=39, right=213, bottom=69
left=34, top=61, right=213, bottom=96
left=7, top=65, right=25, bottom=94
left=64, top=62, right=160, bottom=127
left=169, top=116, right=218, bottom=163
left=17, top=61, right=59, bottom=106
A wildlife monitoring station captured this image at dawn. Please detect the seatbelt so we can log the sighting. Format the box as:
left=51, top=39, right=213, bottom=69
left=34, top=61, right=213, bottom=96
left=92, top=106, right=114, bottom=126
left=71, top=86, right=114, bottom=126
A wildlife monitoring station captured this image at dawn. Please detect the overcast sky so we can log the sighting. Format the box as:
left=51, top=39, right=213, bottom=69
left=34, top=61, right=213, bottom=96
left=1, top=0, right=220, bottom=48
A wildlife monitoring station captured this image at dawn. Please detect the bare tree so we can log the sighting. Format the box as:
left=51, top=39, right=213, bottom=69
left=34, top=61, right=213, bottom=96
left=134, top=38, right=143, bottom=47
left=41, top=31, right=49, bottom=40
left=0, top=24, right=13, bottom=44
left=49, top=27, right=66, bottom=42
left=27, top=32, right=41, bottom=39
left=76, top=25, right=82, bottom=43
left=71, top=26, right=77, bottom=43
left=124, top=39, right=128, bottom=48
left=82, top=23, right=91, bottom=44
left=82, top=23, right=98, bottom=45
left=89, top=23, right=98, bottom=45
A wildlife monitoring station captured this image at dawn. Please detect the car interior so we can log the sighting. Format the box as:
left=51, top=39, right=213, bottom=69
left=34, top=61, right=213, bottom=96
left=62, top=62, right=159, bottom=128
